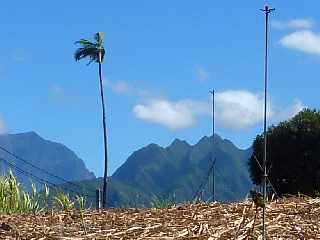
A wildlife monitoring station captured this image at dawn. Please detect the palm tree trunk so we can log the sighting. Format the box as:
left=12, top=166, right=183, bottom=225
left=98, top=56, right=108, bottom=209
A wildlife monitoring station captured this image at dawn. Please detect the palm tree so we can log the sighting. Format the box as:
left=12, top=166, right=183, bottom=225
left=74, top=32, right=108, bottom=208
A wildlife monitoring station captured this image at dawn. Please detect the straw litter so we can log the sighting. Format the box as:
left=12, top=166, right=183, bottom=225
left=1, top=196, right=320, bottom=239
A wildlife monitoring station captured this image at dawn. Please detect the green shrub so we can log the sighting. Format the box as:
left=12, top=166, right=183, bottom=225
left=54, top=192, right=75, bottom=211
left=150, top=194, right=175, bottom=209
left=0, top=170, right=87, bottom=214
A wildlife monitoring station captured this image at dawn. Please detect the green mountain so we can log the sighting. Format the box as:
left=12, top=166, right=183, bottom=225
left=0, top=132, right=252, bottom=207
left=67, top=134, right=252, bottom=207
left=0, top=132, right=95, bottom=190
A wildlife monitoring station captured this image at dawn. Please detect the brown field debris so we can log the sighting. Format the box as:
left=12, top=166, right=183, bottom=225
left=0, top=196, right=320, bottom=239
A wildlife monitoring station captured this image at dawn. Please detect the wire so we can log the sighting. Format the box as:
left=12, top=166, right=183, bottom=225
left=252, top=154, right=278, bottom=197
left=2, top=158, right=95, bottom=199
left=193, top=160, right=239, bottom=202
left=215, top=166, right=238, bottom=200
left=193, top=160, right=215, bottom=201
left=0, top=158, right=95, bottom=199
left=0, top=145, right=96, bottom=195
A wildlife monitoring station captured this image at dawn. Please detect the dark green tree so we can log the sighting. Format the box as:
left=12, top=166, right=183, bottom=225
left=74, top=32, right=109, bottom=208
left=248, top=109, right=320, bottom=197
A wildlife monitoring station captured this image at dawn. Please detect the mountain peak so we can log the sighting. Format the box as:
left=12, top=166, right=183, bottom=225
left=0, top=131, right=95, bottom=185
left=146, top=143, right=161, bottom=149
left=168, top=138, right=190, bottom=149
left=196, top=134, right=226, bottom=146
left=111, top=133, right=252, bottom=206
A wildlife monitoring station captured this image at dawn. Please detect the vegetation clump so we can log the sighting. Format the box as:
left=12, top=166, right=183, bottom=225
left=248, top=109, right=320, bottom=197
left=150, top=194, right=176, bottom=209
left=0, top=170, right=86, bottom=214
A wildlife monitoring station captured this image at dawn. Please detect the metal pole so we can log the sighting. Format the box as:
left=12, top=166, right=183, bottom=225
left=96, top=189, right=101, bottom=210
left=210, top=90, right=215, bottom=202
left=261, top=5, right=275, bottom=240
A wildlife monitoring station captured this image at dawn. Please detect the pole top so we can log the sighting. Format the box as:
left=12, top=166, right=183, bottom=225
left=261, top=5, right=275, bottom=14
left=209, top=89, right=214, bottom=94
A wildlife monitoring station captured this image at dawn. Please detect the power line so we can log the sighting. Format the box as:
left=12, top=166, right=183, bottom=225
left=0, top=157, right=95, bottom=199
left=215, top=166, right=238, bottom=200
left=252, top=154, right=279, bottom=198
left=1, top=157, right=95, bottom=199
left=0, top=145, right=96, bottom=195
left=193, top=160, right=215, bottom=201
left=193, top=161, right=239, bottom=202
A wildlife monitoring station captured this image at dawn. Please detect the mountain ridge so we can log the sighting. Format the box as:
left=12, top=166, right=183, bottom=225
left=107, top=133, right=252, bottom=207
left=0, top=131, right=252, bottom=207
left=0, top=132, right=95, bottom=190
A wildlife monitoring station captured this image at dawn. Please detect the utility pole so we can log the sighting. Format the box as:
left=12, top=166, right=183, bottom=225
left=209, top=90, right=216, bottom=202
left=261, top=5, right=275, bottom=240
left=96, top=189, right=102, bottom=210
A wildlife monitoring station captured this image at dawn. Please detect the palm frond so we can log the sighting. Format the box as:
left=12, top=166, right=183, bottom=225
left=75, top=39, right=95, bottom=46
left=94, top=32, right=104, bottom=46
left=74, top=47, right=99, bottom=63
left=74, top=32, right=105, bottom=64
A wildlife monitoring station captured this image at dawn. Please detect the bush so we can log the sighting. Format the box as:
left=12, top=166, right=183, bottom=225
left=0, top=170, right=87, bottom=213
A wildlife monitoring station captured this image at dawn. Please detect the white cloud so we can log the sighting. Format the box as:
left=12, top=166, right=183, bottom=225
left=288, top=99, right=306, bottom=117
left=271, top=19, right=314, bottom=30
left=274, top=99, right=306, bottom=122
left=280, top=30, right=320, bottom=55
left=133, top=90, right=304, bottom=131
left=195, top=66, right=209, bottom=82
left=215, top=90, right=274, bottom=130
left=133, top=99, right=205, bottom=130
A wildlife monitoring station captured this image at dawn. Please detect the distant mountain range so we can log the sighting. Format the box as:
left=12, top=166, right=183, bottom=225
left=0, top=132, right=95, bottom=190
left=64, top=134, right=253, bottom=207
left=0, top=131, right=252, bottom=207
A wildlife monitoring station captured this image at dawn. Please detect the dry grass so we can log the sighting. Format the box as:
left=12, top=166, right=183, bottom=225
left=1, top=196, right=320, bottom=239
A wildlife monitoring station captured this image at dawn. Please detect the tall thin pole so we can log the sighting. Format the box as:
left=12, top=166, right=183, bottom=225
left=96, top=189, right=102, bottom=210
left=98, top=51, right=109, bottom=209
left=210, top=90, right=215, bottom=202
left=261, top=5, right=274, bottom=240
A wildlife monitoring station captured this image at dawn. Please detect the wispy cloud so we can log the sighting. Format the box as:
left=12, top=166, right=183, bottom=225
left=195, top=66, right=209, bottom=82
left=104, top=80, right=131, bottom=94
left=271, top=19, right=314, bottom=30
left=133, top=90, right=305, bottom=131
left=280, top=30, right=320, bottom=55
left=104, top=79, right=155, bottom=99
left=274, top=99, right=306, bottom=122
left=50, top=84, right=78, bottom=105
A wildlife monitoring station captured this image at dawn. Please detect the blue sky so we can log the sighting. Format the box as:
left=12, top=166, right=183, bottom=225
left=0, top=1, right=319, bottom=177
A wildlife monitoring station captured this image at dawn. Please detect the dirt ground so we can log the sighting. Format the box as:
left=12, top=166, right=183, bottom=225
left=0, top=197, right=320, bottom=239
